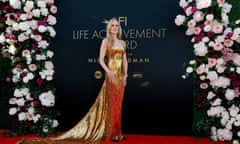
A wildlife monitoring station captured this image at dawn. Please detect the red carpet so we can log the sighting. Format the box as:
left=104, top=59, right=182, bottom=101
left=0, top=130, right=230, bottom=144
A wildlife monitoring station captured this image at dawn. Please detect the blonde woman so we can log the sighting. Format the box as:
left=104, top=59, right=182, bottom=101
left=17, top=17, right=128, bottom=144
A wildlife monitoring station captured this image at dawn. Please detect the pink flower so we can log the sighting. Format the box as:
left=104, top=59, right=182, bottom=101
left=194, top=27, right=201, bottom=35
left=26, top=12, right=33, bottom=19
left=236, top=37, right=240, bottom=44
left=28, top=64, right=37, bottom=72
left=200, top=83, right=208, bottom=89
left=9, top=98, right=17, bottom=104
left=208, top=58, right=217, bottom=67
left=22, top=49, right=30, bottom=57
left=33, top=35, right=42, bottom=42
left=10, top=35, right=16, bottom=40
left=187, top=20, right=196, bottom=28
left=224, top=39, right=233, bottom=47
left=27, top=113, right=34, bottom=121
left=191, top=7, right=197, bottom=13
left=6, top=77, right=11, bottom=83
left=217, top=0, right=225, bottom=4
left=212, top=24, right=223, bottom=34
left=50, top=5, right=57, bottom=14
left=196, top=65, right=205, bottom=75
left=213, top=42, right=223, bottom=51
left=18, top=34, right=27, bottom=42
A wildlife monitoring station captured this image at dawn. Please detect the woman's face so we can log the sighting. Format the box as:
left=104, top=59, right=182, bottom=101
left=110, top=20, right=119, bottom=35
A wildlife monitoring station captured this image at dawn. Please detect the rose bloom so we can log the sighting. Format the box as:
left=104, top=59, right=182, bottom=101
left=187, top=19, right=196, bottom=28
left=217, top=0, right=225, bottom=5
left=33, top=35, right=42, bottom=41
left=236, top=37, right=240, bottom=44
left=212, top=24, right=223, bottom=34
left=186, top=28, right=194, bottom=36
left=28, top=64, right=37, bottom=72
left=224, top=39, right=234, bottom=47
left=9, top=98, right=17, bottom=104
left=50, top=5, right=57, bottom=14
left=18, top=33, right=27, bottom=42
left=45, top=61, right=54, bottom=70
left=196, top=64, right=206, bottom=75
left=194, top=27, right=201, bottom=35
left=208, top=58, right=217, bottom=67
left=27, top=113, right=34, bottom=121
left=22, top=49, right=30, bottom=57
left=213, top=42, right=223, bottom=51
left=200, top=83, right=208, bottom=89
left=26, top=11, right=33, bottom=19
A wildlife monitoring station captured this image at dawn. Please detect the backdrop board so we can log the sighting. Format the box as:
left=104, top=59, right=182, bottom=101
left=53, top=0, right=194, bottom=135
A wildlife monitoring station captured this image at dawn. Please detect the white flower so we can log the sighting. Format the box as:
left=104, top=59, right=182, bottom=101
left=186, top=67, right=193, bottom=73
left=9, top=0, right=21, bottom=9
left=18, top=112, right=26, bottom=121
left=179, top=0, right=188, bottom=8
left=212, top=98, right=222, bottom=106
left=210, top=76, right=230, bottom=88
left=32, top=9, right=41, bottom=17
left=200, top=75, right=206, bottom=81
left=36, top=54, right=46, bottom=61
left=39, top=91, right=55, bottom=107
left=181, top=75, right=186, bottom=79
left=24, top=1, right=34, bottom=12
left=236, top=67, right=240, bottom=74
left=9, top=107, right=17, bottom=115
left=52, top=120, right=59, bottom=128
left=194, top=42, right=208, bottom=56
left=207, top=106, right=224, bottom=116
left=33, top=114, right=41, bottom=123
left=38, top=40, right=49, bottom=49
left=222, top=3, right=232, bottom=13
left=8, top=45, right=16, bottom=55
left=229, top=105, right=239, bottom=117
left=47, top=50, right=54, bottom=58
left=20, top=14, right=27, bottom=21
left=47, top=26, right=56, bottom=37
left=37, top=1, right=47, bottom=8
left=206, top=14, right=214, bottom=21
left=233, top=140, right=239, bottom=144
left=16, top=98, right=25, bottom=106
left=189, top=60, right=196, bottom=65
left=47, top=15, right=57, bottom=25
left=41, top=8, right=49, bottom=16
left=45, top=61, right=54, bottom=70
left=225, top=89, right=236, bottom=101
left=19, top=22, right=30, bottom=31
left=193, top=11, right=204, bottom=22
left=207, top=91, right=216, bottom=100
left=38, top=25, right=47, bottom=33
left=217, top=128, right=233, bottom=141
left=196, top=0, right=212, bottom=9
left=0, top=34, right=6, bottom=43
left=207, top=71, right=218, bottom=81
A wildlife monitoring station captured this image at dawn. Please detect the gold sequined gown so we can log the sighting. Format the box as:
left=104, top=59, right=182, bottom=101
left=17, top=46, right=126, bottom=144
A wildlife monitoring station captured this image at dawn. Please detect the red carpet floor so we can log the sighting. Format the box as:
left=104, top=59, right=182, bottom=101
left=0, top=130, right=231, bottom=144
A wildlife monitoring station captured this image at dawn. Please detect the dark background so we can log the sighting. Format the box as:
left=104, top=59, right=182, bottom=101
left=52, top=0, right=194, bottom=136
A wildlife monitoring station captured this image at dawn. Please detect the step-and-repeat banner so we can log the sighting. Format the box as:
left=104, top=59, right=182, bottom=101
left=54, top=1, right=194, bottom=135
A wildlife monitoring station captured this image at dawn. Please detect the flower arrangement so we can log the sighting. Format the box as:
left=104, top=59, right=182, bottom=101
left=0, top=0, right=58, bottom=136
left=175, top=0, right=240, bottom=143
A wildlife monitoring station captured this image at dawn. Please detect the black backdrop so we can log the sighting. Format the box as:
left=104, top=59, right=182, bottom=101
left=52, top=0, right=194, bottom=136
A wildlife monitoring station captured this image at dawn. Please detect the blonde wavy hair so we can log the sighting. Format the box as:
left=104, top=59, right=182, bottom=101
left=106, top=17, right=123, bottom=47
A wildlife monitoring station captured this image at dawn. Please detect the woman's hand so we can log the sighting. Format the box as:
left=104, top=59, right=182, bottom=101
left=107, top=70, right=117, bottom=84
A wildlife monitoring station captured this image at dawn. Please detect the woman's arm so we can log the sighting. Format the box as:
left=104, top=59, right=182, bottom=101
left=99, top=38, right=116, bottom=83
left=122, top=41, right=128, bottom=86
left=99, top=38, right=110, bottom=73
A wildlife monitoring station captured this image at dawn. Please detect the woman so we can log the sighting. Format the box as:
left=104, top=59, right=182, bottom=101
left=17, top=17, right=128, bottom=144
